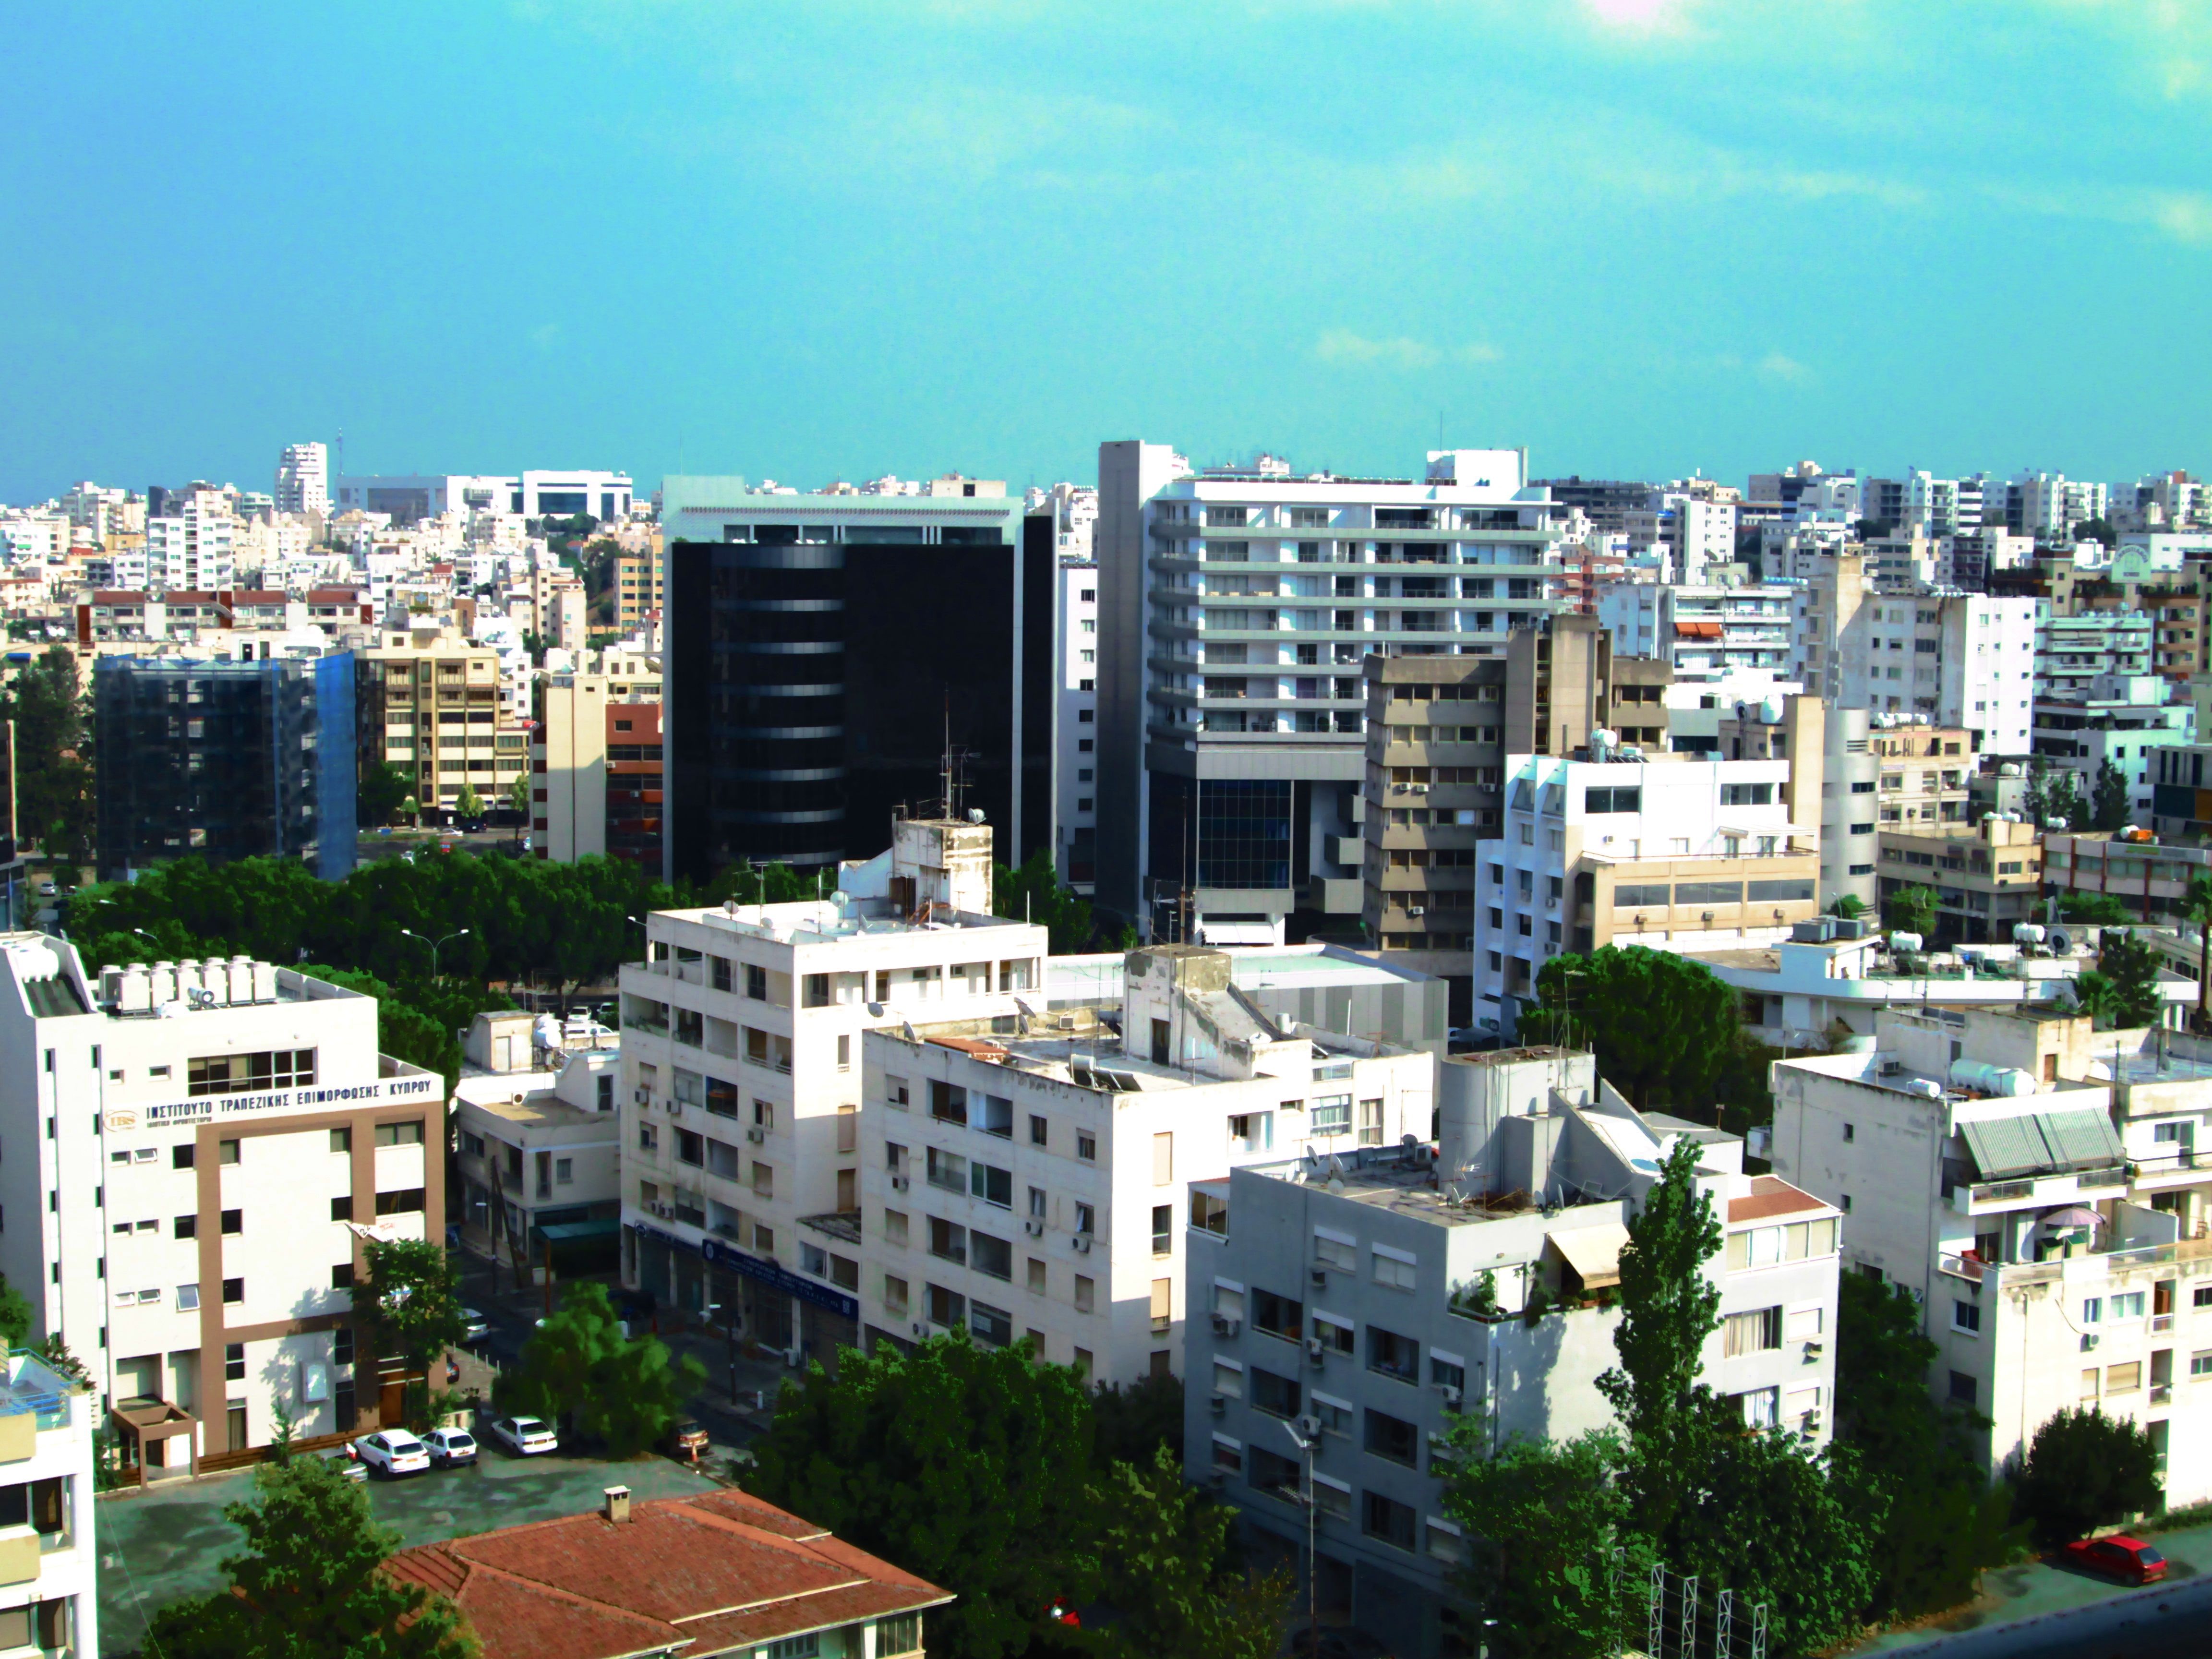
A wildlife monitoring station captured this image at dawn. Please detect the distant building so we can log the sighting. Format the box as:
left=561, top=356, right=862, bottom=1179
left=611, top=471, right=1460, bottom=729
left=1057, top=558, right=1099, bottom=893
left=614, top=545, right=663, bottom=630
left=93, top=652, right=356, bottom=882
left=274, top=443, right=330, bottom=517
left=1597, top=582, right=1795, bottom=683
left=0, top=1347, right=97, bottom=1655
left=357, top=625, right=530, bottom=818
left=331, top=471, right=633, bottom=525
left=453, top=1010, right=623, bottom=1274
left=531, top=673, right=664, bottom=866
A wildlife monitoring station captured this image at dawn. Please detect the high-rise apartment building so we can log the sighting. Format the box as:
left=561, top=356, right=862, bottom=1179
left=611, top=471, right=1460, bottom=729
left=0, top=937, right=445, bottom=1472
left=358, top=626, right=531, bottom=817
left=1095, top=445, right=1568, bottom=944
left=144, top=493, right=235, bottom=592
left=1357, top=620, right=1672, bottom=993
left=532, top=672, right=665, bottom=866
left=1596, top=583, right=1794, bottom=683
left=93, top=653, right=357, bottom=882
left=1057, top=558, right=1100, bottom=893
left=661, top=478, right=1055, bottom=883
left=274, top=444, right=330, bottom=517
left=332, top=471, right=633, bottom=525
left=614, top=545, right=663, bottom=630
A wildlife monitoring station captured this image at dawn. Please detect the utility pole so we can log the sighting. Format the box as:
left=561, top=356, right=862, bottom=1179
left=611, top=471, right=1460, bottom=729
left=1283, top=1418, right=1318, bottom=1650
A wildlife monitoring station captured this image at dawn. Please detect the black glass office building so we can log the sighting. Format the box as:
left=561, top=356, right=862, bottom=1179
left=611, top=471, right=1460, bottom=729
left=94, top=653, right=357, bottom=882
left=663, top=480, right=1054, bottom=882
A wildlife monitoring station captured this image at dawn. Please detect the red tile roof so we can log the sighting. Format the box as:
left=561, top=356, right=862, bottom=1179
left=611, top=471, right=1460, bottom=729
left=1727, top=1174, right=1830, bottom=1224
left=380, top=1488, right=950, bottom=1659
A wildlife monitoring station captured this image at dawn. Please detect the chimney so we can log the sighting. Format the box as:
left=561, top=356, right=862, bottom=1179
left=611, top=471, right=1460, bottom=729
left=602, top=1485, right=631, bottom=1524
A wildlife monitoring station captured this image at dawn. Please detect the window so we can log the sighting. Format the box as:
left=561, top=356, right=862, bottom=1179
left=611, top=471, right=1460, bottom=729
left=1314, top=1235, right=1356, bottom=1272
left=1368, top=1326, right=1419, bottom=1382
left=926, top=1284, right=966, bottom=1329
left=1723, top=1306, right=1783, bottom=1356
left=2082, top=1297, right=2103, bottom=1324
left=374, top=1189, right=426, bottom=1215
left=970, top=1161, right=1013, bottom=1207
left=1152, top=1205, right=1172, bottom=1255
left=1253, top=1288, right=1303, bottom=1342
left=225, top=1342, right=245, bottom=1381
left=1738, top=1385, right=1781, bottom=1426
left=884, top=1275, right=910, bottom=1315
left=188, top=1049, right=315, bottom=1096
left=926, top=1147, right=967, bottom=1192
left=1077, top=1131, right=1097, bottom=1162
left=172, top=1144, right=194, bottom=1169
left=330, top=1128, right=352, bottom=1154
left=218, top=1139, right=240, bottom=1166
left=2106, top=1361, right=2142, bottom=1394
left=1251, top=1368, right=1300, bottom=1419
left=1951, top=1298, right=1982, bottom=1334
left=331, top=1263, right=355, bottom=1290
left=1311, top=1096, right=1352, bottom=1135
left=221, top=1209, right=242, bottom=1236
left=1075, top=1275, right=1095, bottom=1313
left=1948, top=1371, right=1979, bottom=1406
left=1250, top=1445, right=1302, bottom=1503
left=176, top=1284, right=200, bottom=1311
left=1313, top=1315, right=1355, bottom=1355
left=1372, top=1249, right=1416, bottom=1290
left=877, top=1612, right=923, bottom=1656
left=1028, top=1115, right=1048, bottom=1147
left=222, top=1278, right=243, bottom=1304
left=2189, top=1351, right=2212, bottom=1378
left=971, top=1232, right=1012, bottom=1281
left=2112, top=1291, right=2147, bottom=1320
left=174, top=1214, right=196, bottom=1239
left=1153, top=1132, right=1174, bottom=1184
left=1362, top=1490, right=1418, bottom=1550
left=373, top=1121, right=425, bottom=1148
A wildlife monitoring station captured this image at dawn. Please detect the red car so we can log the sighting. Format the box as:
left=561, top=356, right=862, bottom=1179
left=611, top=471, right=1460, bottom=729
left=2061, top=1535, right=2167, bottom=1584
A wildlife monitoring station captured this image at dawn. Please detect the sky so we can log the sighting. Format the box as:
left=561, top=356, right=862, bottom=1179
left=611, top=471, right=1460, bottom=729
left=3, top=0, right=2209, bottom=503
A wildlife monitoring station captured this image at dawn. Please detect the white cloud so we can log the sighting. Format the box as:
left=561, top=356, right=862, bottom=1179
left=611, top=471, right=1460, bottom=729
left=1316, top=330, right=1440, bottom=369
left=1584, top=0, right=1687, bottom=29
left=1757, top=351, right=1813, bottom=384
left=1456, top=342, right=1504, bottom=364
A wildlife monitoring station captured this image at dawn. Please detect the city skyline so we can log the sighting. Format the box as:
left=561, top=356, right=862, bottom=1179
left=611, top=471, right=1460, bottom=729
left=4, top=2, right=2210, bottom=502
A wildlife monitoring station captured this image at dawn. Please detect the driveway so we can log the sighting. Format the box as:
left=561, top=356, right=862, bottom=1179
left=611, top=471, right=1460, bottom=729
left=96, top=1449, right=722, bottom=1656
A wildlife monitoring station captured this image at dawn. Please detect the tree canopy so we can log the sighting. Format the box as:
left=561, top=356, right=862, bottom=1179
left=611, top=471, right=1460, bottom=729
left=351, top=1238, right=466, bottom=1429
left=2090, top=758, right=2132, bottom=832
left=1, top=645, right=93, bottom=862
left=1884, top=884, right=1939, bottom=940
left=2023, top=757, right=2084, bottom=830
left=357, top=761, right=413, bottom=829
left=1092, top=1446, right=1289, bottom=1659
left=494, top=1282, right=703, bottom=1456
left=2076, top=927, right=2164, bottom=1029
left=1521, top=947, right=1741, bottom=1111
left=2010, top=1407, right=2161, bottom=1546
left=141, top=1448, right=477, bottom=1658
left=994, top=848, right=1098, bottom=953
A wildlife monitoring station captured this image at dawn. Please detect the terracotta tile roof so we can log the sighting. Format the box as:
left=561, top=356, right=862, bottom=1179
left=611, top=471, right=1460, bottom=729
left=926, top=1036, right=1007, bottom=1059
left=1727, top=1174, right=1830, bottom=1224
left=380, top=1489, right=951, bottom=1659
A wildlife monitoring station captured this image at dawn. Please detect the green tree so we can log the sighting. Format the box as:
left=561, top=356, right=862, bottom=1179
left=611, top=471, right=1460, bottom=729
left=1827, top=894, right=1868, bottom=920
left=2058, top=890, right=2134, bottom=925
left=2023, top=757, right=2084, bottom=830
left=1521, top=947, right=1739, bottom=1111
left=1671, top=1431, right=1885, bottom=1656
left=1093, top=1446, right=1290, bottom=1659
left=2072, top=517, right=2118, bottom=548
left=494, top=1282, right=702, bottom=1456
left=140, top=1449, right=477, bottom=1658
left=1884, top=884, right=1940, bottom=941
left=1596, top=1138, right=1727, bottom=1539
left=350, top=1239, right=466, bottom=1431
left=2091, top=758, right=2132, bottom=832
left=1834, top=1276, right=2021, bottom=1618
left=506, top=773, right=530, bottom=819
left=749, top=1334, right=1099, bottom=1659
left=2009, top=1407, right=2162, bottom=1546
left=0, top=646, right=94, bottom=863
left=0, top=1272, right=31, bottom=1348
left=1437, top=1429, right=1653, bottom=1659
left=1090, top=1370, right=1184, bottom=1471
left=993, top=849, right=1095, bottom=953
left=454, top=782, right=485, bottom=819
left=358, top=761, right=413, bottom=830
left=2091, top=927, right=2164, bottom=1029
left=2180, top=874, right=2212, bottom=1031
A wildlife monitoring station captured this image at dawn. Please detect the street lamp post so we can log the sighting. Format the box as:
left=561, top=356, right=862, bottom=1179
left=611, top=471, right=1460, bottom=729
left=401, top=926, right=471, bottom=980
left=1283, top=1417, right=1319, bottom=1652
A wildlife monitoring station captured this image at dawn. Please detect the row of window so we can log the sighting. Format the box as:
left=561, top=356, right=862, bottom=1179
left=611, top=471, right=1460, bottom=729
left=108, top=1121, right=422, bottom=1173
left=1218, top=1439, right=1461, bottom=1560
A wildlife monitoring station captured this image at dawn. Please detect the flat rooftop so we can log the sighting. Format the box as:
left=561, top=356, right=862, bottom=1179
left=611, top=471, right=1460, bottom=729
left=1047, top=944, right=1431, bottom=1002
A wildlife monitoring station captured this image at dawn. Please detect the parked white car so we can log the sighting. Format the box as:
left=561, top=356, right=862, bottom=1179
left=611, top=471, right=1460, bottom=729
left=488, top=1415, right=558, bottom=1456
left=423, top=1427, right=478, bottom=1467
left=353, top=1430, right=431, bottom=1477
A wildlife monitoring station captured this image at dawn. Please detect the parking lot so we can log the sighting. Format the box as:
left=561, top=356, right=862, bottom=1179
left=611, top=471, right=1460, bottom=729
left=96, top=1446, right=724, bottom=1656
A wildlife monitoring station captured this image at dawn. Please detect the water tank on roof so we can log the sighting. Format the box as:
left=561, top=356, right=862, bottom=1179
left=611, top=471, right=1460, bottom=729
left=1904, top=1078, right=1945, bottom=1100
left=1950, top=1059, right=2036, bottom=1096
left=2013, top=923, right=2046, bottom=945
left=1888, top=932, right=1923, bottom=954
left=1760, top=696, right=1784, bottom=724
left=1999, top=762, right=2023, bottom=778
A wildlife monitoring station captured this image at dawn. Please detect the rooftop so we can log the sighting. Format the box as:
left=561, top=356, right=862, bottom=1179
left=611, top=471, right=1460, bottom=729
left=381, top=1488, right=950, bottom=1659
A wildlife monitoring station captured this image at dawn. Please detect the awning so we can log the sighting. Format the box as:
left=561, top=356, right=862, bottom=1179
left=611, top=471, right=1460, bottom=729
left=2037, top=1206, right=2103, bottom=1230
left=533, top=1218, right=620, bottom=1244
left=1959, top=1110, right=2126, bottom=1182
left=1550, top=1222, right=1634, bottom=1290
left=1674, top=621, right=1724, bottom=639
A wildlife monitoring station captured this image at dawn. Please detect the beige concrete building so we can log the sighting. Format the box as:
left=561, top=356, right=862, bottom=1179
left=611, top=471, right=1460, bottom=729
left=1877, top=817, right=2044, bottom=944
left=1871, top=718, right=1974, bottom=831
left=615, top=547, right=663, bottom=631
left=360, top=625, right=530, bottom=815
left=532, top=670, right=664, bottom=862
left=1357, top=615, right=1672, bottom=987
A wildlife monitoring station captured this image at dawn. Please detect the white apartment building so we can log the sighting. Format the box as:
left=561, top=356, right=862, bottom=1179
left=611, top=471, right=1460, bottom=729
left=619, top=820, right=1050, bottom=1366
left=144, top=495, right=236, bottom=592
left=333, top=471, right=633, bottom=525
left=453, top=1011, right=622, bottom=1266
left=2013, top=473, right=2109, bottom=541
left=1596, top=582, right=1794, bottom=683
left=275, top=443, right=330, bottom=517
left=2037, top=611, right=2153, bottom=698
left=1096, top=444, right=1568, bottom=941
left=0, top=937, right=445, bottom=1475
left=1188, top=1046, right=1839, bottom=1658
left=1772, top=1007, right=2212, bottom=1505
left=59, top=482, right=140, bottom=545
left=1057, top=558, right=1100, bottom=895
left=0, top=513, right=70, bottom=566
left=1793, top=553, right=2037, bottom=756
left=1474, top=741, right=1821, bottom=1034
left=2032, top=673, right=2195, bottom=825
left=0, top=1347, right=97, bottom=1655
left=861, top=945, right=1431, bottom=1386
left=1818, top=706, right=1882, bottom=911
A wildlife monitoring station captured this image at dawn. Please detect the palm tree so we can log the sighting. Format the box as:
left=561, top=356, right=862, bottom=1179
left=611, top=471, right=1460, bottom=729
left=2181, top=874, right=2212, bottom=1032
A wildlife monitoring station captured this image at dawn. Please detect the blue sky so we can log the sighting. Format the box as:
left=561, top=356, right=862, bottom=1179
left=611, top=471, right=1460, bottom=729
left=3, top=1, right=2208, bottom=502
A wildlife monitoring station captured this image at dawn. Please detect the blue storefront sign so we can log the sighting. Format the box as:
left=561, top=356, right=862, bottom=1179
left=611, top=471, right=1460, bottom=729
left=628, top=1219, right=860, bottom=1322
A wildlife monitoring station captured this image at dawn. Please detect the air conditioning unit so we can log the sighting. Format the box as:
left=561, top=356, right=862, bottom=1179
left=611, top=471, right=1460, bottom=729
left=1211, top=1313, right=1240, bottom=1336
left=1803, top=1340, right=1824, bottom=1359
left=1294, top=1413, right=1322, bottom=1440
left=1209, top=1392, right=1226, bottom=1416
left=1439, top=1384, right=1462, bottom=1408
left=634, top=1088, right=651, bottom=1105
left=746, top=1127, right=765, bottom=1144
left=1073, top=1235, right=1093, bottom=1254
left=911, top=1322, right=928, bottom=1338
left=1310, top=1267, right=1328, bottom=1289
left=1306, top=1337, right=1326, bottom=1367
left=890, top=1174, right=910, bottom=1192
left=667, top=1102, right=684, bottom=1118
left=1407, top=907, right=1425, bottom=918
left=1410, top=784, right=1430, bottom=795
left=1023, top=1218, right=1044, bottom=1237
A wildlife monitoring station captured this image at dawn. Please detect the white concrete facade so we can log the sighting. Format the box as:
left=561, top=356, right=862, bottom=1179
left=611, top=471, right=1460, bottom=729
left=0, top=937, right=445, bottom=1472
left=275, top=443, right=330, bottom=517
left=1057, top=558, right=1100, bottom=894
left=0, top=1348, right=97, bottom=1655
